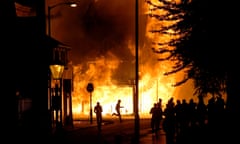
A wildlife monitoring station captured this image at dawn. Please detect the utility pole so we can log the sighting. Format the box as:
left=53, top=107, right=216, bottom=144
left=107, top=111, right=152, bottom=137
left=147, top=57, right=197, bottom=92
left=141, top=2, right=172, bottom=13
left=134, top=0, right=140, bottom=143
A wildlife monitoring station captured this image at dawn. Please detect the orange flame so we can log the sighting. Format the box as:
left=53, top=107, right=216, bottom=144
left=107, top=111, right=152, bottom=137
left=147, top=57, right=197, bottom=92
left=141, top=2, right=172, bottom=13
left=71, top=0, right=194, bottom=119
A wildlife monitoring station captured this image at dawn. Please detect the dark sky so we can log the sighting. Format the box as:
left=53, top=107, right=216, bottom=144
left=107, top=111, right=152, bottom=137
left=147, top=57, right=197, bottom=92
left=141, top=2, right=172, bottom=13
left=49, top=0, right=137, bottom=65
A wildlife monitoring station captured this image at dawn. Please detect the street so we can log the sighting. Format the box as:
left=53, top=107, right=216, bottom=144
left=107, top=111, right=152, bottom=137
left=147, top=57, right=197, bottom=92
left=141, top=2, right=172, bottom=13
left=50, top=118, right=166, bottom=144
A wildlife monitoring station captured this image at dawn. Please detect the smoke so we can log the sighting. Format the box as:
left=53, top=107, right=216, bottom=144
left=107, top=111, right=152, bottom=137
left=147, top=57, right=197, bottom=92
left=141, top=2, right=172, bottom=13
left=50, top=0, right=136, bottom=65
left=47, top=0, right=204, bottom=116
left=49, top=0, right=197, bottom=102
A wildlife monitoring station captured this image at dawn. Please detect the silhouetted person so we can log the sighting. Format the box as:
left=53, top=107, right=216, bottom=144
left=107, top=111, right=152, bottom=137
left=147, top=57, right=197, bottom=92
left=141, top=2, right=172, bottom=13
left=174, top=99, right=182, bottom=136
left=187, top=99, right=198, bottom=144
left=207, top=95, right=226, bottom=143
left=192, top=95, right=208, bottom=144
left=163, top=97, right=176, bottom=144
left=150, top=103, right=157, bottom=133
left=157, top=98, right=163, bottom=111
left=207, top=95, right=217, bottom=128
left=188, top=98, right=197, bottom=127
left=214, top=95, right=226, bottom=142
left=215, top=95, right=225, bottom=121
left=196, top=95, right=207, bottom=128
left=94, top=101, right=103, bottom=132
left=157, top=98, right=163, bottom=129
left=150, top=103, right=163, bottom=134
left=112, top=99, right=123, bottom=122
left=177, top=99, right=190, bottom=139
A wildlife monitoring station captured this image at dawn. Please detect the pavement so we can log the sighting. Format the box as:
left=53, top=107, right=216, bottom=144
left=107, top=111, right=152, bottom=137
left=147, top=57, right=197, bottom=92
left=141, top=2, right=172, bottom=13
left=139, top=130, right=166, bottom=144
left=58, top=118, right=166, bottom=144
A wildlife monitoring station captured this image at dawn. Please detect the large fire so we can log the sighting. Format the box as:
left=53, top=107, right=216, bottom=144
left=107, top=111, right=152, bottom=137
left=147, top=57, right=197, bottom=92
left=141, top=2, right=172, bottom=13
left=70, top=0, right=194, bottom=119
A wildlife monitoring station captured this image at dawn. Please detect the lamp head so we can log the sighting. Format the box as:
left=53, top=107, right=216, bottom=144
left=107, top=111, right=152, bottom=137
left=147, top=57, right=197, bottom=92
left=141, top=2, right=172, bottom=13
left=50, top=63, right=64, bottom=79
left=65, top=2, right=77, bottom=7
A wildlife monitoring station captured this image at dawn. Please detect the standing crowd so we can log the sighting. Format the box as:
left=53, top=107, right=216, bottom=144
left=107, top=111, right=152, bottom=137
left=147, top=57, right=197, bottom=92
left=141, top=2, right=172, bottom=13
left=150, top=95, right=226, bottom=144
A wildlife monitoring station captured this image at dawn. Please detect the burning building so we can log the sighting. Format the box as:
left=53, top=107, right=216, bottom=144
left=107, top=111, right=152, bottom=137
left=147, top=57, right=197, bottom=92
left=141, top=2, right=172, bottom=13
left=45, top=0, right=197, bottom=120
left=68, top=0, right=195, bottom=119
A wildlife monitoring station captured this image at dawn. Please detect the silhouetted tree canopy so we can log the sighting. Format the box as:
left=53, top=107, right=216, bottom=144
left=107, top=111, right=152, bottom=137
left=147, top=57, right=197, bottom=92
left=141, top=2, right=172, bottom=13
left=146, top=0, right=234, bottom=97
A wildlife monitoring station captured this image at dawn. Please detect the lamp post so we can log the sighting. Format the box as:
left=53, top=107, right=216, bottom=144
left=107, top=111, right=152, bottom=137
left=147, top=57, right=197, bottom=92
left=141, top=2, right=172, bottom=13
left=134, top=0, right=140, bottom=143
left=49, top=57, right=65, bottom=130
left=49, top=43, right=71, bottom=132
left=47, top=1, right=77, bottom=130
left=47, top=1, right=77, bottom=36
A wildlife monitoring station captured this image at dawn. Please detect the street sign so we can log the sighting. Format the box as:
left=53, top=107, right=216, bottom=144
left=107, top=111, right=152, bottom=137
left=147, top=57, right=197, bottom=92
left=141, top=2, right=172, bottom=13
left=87, top=83, right=94, bottom=92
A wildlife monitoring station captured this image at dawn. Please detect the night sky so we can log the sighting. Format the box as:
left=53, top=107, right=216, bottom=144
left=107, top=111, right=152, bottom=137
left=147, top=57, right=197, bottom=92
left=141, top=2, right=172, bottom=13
left=48, top=0, right=137, bottom=65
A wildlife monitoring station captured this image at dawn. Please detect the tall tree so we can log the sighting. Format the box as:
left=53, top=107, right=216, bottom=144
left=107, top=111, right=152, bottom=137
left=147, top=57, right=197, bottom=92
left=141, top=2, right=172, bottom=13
left=146, top=0, right=240, bottom=142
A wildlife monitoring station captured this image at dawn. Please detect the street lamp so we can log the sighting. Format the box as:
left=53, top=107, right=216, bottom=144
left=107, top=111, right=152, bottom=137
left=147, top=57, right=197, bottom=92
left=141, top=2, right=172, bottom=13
left=49, top=63, right=65, bottom=80
left=48, top=43, right=71, bottom=132
left=47, top=1, right=77, bottom=130
left=49, top=48, right=65, bottom=130
left=48, top=1, right=77, bottom=36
